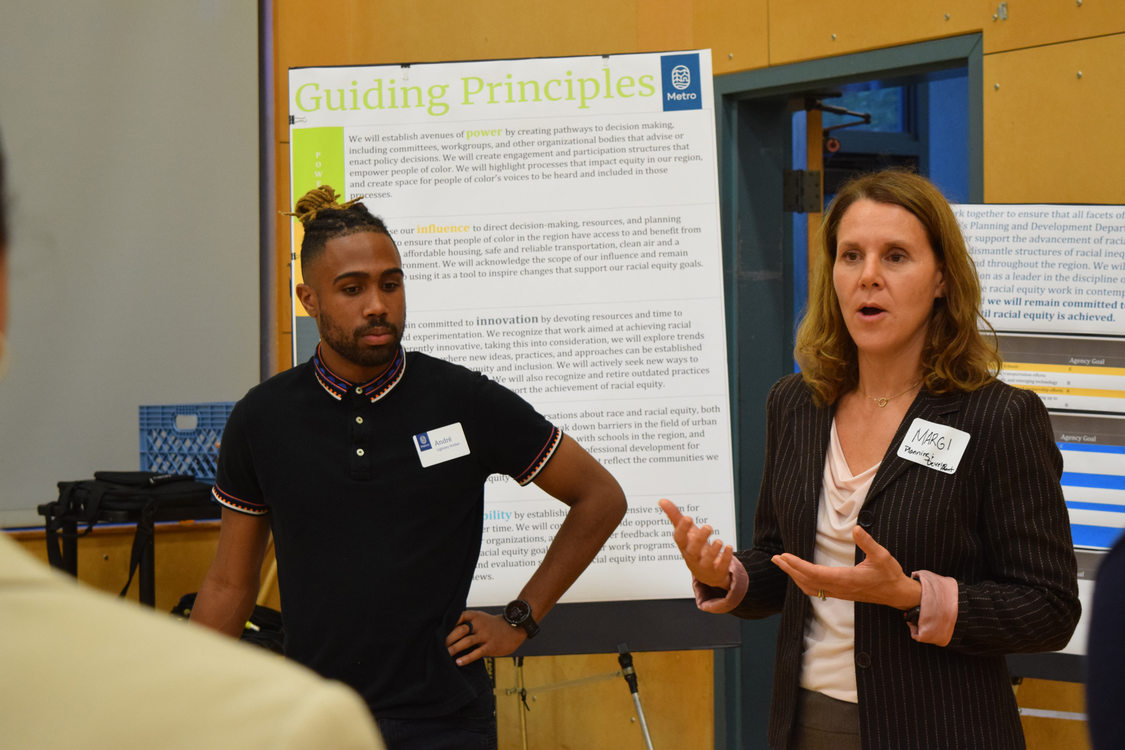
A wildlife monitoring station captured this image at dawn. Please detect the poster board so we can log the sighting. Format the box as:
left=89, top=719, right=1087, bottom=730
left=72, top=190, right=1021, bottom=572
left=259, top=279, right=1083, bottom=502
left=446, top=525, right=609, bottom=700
left=957, top=203, right=1125, bottom=678
left=288, top=51, right=739, bottom=651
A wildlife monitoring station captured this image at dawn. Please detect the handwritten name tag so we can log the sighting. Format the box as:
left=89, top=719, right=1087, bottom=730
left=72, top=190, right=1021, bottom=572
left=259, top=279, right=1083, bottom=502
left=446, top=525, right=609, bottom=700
left=414, top=422, right=471, bottom=468
left=897, top=418, right=970, bottom=474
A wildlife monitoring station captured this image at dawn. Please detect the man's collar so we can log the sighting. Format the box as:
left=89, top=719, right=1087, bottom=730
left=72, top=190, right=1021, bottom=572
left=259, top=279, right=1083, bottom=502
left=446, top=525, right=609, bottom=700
left=312, top=344, right=406, bottom=403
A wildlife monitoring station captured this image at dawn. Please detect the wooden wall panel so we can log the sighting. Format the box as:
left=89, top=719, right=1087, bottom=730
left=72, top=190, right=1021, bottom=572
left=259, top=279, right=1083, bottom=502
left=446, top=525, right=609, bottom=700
left=278, top=1, right=645, bottom=69
left=494, top=650, right=712, bottom=749
left=639, top=0, right=695, bottom=57
left=1017, top=679, right=1091, bottom=750
left=983, top=33, right=1125, bottom=203
left=984, top=0, right=1125, bottom=53
left=767, top=0, right=985, bottom=65
left=692, top=1, right=769, bottom=74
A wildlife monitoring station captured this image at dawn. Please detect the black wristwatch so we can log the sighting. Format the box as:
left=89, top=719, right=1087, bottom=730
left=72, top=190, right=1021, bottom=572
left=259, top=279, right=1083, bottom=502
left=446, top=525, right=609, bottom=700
left=503, top=598, right=540, bottom=638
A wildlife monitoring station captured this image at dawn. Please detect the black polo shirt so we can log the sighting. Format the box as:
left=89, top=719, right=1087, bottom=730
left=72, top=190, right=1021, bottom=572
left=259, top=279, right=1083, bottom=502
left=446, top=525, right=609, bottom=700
left=212, top=346, right=561, bottom=718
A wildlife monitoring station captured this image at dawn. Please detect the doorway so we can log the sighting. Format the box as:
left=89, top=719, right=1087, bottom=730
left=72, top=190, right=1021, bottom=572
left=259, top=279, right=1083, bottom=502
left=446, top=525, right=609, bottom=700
left=791, top=68, right=971, bottom=317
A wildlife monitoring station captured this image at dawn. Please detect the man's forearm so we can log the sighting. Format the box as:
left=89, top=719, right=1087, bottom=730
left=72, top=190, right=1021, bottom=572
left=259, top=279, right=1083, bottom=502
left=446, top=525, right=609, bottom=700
left=189, top=507, right=272, bottom=637
left=519, top=434, right=626, bottom=622
left=519, top=490, right=626, bottom=620
left=189, top=574, right=259, bottom=638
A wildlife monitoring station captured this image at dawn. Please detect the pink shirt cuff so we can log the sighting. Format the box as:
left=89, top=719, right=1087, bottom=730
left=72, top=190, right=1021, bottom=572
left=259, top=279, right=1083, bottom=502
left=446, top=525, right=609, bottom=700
left=692, top=558, right=749, bottom=614
left=908, top=569, right=958, bottom=646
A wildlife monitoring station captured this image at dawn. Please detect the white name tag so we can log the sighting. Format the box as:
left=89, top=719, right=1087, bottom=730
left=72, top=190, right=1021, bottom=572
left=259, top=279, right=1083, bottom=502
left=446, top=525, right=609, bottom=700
left=896, top=418, right=970, bottom=475
left=414, top=422, right=471, bottom=468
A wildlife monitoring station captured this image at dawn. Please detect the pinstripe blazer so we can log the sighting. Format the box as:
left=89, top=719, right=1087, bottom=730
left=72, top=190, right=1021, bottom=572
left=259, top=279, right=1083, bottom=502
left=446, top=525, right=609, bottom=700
left=731, top=374, right=1080, bottom=750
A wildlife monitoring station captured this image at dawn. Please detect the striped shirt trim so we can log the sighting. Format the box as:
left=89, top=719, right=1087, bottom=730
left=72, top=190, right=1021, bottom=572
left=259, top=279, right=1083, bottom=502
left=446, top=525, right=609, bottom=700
left=313, top=344, right=406, bottom=403
left=212, top=486, right=269, bottom=516
left=515, top=427, right=563, bottom=485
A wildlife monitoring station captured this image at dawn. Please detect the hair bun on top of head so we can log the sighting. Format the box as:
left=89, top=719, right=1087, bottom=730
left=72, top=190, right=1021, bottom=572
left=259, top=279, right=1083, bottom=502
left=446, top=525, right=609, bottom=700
left=286, top=185, right=365, bottom=225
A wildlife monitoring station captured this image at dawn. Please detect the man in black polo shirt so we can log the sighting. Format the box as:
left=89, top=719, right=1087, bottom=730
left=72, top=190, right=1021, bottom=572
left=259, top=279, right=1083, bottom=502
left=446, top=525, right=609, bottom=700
left=191, top=186, right=627, bottom=750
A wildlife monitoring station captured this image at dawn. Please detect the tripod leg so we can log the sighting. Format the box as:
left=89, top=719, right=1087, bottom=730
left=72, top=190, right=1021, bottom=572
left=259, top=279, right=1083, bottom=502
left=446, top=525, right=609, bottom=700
left=516, top=656, right=529, bottom=750
left=618, top=644, right=656, bottom=750
left=631, top=693, right=656, bottom=750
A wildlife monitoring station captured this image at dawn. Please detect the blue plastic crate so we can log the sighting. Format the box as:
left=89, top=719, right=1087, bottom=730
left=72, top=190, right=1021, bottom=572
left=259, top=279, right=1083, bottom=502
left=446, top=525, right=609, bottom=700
left=139, top=402, right=236, bottom=484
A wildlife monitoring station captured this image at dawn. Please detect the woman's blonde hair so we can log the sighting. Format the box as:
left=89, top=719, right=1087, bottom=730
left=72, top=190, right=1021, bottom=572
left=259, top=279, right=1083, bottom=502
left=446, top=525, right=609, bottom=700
left=794, top=169, right=1001, bottom=406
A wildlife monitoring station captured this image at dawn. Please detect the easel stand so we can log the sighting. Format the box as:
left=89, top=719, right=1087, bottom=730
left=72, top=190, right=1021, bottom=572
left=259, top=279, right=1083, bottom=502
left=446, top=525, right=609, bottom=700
left=504, top=643, right=655, bottom=749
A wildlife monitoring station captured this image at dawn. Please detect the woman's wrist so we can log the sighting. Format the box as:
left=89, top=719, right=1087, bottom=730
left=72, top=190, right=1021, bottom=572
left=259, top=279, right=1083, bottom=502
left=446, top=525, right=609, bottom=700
left=693, top=559, right=748, bottom=614
left=696, top=569, right=731, bottom=591
left=897, top=576, right=923, bottom=610
left=717, top=570, right=733, bottom=590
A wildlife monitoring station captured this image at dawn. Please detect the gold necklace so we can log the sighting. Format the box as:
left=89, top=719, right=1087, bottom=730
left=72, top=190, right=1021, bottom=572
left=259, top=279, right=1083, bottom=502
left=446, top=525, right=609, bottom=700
left=863, top=380, right=921, bottom=408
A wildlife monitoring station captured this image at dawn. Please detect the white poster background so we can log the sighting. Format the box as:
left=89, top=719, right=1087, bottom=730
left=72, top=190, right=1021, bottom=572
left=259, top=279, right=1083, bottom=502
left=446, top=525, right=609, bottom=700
left=954, top=204, right=1125, bottom=337
left=955, top=204, right=1125, bottom=415
left=289, top=51, right=736, bottom=606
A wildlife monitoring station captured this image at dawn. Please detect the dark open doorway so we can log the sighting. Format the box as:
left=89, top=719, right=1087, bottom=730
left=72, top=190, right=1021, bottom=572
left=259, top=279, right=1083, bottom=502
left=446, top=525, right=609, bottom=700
left=791, top=68, right=971, bottom=320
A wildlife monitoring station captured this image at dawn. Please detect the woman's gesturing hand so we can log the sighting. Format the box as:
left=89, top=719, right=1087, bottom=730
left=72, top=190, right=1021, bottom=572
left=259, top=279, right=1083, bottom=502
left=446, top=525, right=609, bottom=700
left=659, top=498, right=733, bottom=590
left=771, top=526, right=921, bottom=609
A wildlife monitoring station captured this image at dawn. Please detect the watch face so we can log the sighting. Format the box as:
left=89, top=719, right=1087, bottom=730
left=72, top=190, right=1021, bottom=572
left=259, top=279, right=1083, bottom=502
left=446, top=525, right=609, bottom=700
left=504, top=599, right=531, bottom=624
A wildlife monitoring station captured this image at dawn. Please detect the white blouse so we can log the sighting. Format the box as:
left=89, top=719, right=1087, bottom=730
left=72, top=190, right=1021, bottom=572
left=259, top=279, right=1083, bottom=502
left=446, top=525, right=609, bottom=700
left=798, top=418, right=878, bottom=703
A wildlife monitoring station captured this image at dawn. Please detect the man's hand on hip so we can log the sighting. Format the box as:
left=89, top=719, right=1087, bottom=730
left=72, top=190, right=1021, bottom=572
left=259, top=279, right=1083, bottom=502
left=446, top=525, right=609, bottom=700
left=445, top=610, right=526, bottom=666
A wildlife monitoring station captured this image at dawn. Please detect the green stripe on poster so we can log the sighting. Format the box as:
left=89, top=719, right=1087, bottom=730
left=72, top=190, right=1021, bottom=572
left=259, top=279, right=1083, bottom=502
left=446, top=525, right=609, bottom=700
left=291, top=127, right=345, bottom=199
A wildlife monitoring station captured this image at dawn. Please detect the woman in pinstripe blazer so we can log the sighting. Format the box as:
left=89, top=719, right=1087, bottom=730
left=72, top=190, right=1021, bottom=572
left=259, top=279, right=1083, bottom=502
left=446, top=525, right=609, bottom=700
left=663, top=170, right=1080, bottom=749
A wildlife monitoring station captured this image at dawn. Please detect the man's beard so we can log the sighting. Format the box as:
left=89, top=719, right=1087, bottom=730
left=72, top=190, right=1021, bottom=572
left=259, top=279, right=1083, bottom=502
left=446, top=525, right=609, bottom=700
left=319, top=314, right=404, bottom=372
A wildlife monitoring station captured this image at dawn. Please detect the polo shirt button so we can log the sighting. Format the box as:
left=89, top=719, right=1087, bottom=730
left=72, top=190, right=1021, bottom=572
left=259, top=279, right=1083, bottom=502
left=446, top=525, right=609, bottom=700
left=355, top=416, right=364, bottom=424
left=356, top=448, right=365, bottom=457
left=855, top=651, right=872, bottom=669
left=355, top=386, right=363, bottom=394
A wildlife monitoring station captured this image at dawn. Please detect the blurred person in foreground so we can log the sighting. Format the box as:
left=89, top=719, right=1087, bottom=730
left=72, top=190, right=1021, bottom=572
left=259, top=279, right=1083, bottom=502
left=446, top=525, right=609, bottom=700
left=0, top=131, right=386, bottom=749
left=1087, top=531, right=1125, bottom=749
left=662, top=169, right=1079, bottom=749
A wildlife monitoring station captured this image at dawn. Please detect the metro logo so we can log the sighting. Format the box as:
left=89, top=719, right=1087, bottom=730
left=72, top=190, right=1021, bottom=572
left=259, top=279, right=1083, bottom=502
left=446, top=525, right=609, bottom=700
left=660, top=54, right=702, bottom=112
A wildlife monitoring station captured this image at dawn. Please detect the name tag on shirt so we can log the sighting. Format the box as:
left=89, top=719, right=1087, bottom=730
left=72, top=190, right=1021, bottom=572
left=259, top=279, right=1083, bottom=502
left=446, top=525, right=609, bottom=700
left=414, top=422, right=471, bottom=467
left=896, top=418, right=970, bottom=475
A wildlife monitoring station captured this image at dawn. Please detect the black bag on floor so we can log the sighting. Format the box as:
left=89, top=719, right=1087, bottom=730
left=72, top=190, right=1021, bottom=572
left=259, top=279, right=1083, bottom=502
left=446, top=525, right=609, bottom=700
left=171, top=592, right=286, bottom=654
left=41, top=471, right=217, bottom=596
